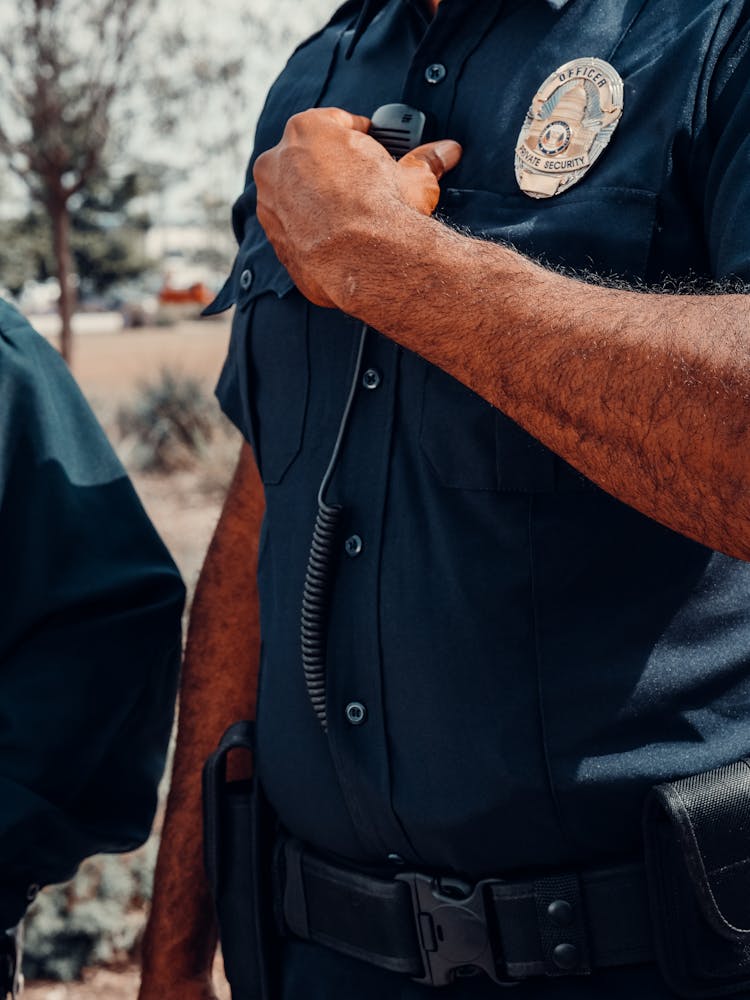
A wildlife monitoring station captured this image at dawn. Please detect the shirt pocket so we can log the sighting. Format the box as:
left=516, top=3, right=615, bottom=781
left=215, top=212, right=309, bottom=487
left=420, top=186, right=658, bottom=494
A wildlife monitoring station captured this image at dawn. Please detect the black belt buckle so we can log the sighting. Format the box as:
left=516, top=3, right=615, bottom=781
left=395, top=872, right=518, bottom=987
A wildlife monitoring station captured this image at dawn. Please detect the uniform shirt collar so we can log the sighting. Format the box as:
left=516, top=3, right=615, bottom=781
left=347, top=0, right=573, bottom=58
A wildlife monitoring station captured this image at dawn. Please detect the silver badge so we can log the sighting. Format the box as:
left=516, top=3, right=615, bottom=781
left=515, top=58, right=624, bottom=199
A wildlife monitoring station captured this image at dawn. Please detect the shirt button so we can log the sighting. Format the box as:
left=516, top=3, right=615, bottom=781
left=344, top=534, right=363, bottom=558
left=240, top=268, right=253, bottom=291
left=362, top=368, right=382, bottom=390
left=425, top=63, right=447, bottom=84
left=345, top=702, right=367, bottom=726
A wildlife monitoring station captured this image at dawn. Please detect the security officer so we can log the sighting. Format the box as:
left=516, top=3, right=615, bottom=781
left=0, top=298, right=184, bottom=995
left=141, top=1, right=750, bottom=998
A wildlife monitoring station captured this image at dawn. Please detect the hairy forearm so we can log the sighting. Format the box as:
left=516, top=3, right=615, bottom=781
left=254, top=107, right=750, bottom=556
left=334, top=211, right=750, bottom=559
left=140, top=444, right=265, bottom=994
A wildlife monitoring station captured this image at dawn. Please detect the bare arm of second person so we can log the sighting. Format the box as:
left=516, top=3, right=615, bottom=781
left=139, top=442, right=265, bottom=1000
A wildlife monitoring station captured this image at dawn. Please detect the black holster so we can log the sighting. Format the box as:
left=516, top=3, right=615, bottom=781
left=644, top=758, right=750, bottom=997
left=203, top=721, right=278, bottom=1000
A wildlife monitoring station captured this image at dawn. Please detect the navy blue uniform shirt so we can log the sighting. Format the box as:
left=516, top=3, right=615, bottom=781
left=0, top=300, right=184, bottom=927
left=211, top=0, right=750, bottom=964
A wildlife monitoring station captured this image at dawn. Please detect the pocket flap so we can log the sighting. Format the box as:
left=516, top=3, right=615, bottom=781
left=439, top=186, right=657, bottom=281
left=203, top=206, right=295, bottom=316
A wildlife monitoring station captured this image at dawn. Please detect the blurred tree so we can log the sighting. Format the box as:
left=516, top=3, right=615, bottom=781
left=71, top=167, right=160, bottom=295
left=0, top=166, right=163, bottom=298
left=0, top=0, right=243, bottom=364
left=0, top=212, right=51, bottom=297
left=0, top=0, right=160, bottom=362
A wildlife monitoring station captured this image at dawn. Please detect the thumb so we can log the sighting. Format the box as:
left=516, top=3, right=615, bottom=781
left=402, top=139, right=463, bottom=179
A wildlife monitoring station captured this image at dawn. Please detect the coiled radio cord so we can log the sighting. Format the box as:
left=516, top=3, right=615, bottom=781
left=301, top=323, right=368, bottom=731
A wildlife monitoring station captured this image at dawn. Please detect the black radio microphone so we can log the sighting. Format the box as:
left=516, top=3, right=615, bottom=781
left=369, top=103, right=429, bottom=159
left=300, top=101, right=432, bottom=732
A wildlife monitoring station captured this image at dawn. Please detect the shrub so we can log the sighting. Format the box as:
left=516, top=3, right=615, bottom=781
left=116, top=369, right=218, bottom=474
left=22, top=842, right=157, bottom=982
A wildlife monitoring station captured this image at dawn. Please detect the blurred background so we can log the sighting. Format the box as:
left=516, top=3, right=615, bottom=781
left=0, top=0, right=335, bottom=994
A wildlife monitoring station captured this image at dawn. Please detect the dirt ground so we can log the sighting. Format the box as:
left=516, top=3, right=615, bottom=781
left=72, top=315, right=236, bottom=592
left=24, top=317, right=235, bottom=999
left=24, top=967, right=141, bottom=1000
left=66, top=318, right=232, bottom=402
left=24, top=955, right=232, bottom=1000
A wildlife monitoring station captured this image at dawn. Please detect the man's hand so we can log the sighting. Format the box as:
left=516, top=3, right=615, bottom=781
left=253, top=107, right=461, bottom=308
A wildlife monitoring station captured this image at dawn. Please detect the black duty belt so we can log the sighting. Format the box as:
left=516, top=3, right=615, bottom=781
left=276, top=838, right=654, bottom=987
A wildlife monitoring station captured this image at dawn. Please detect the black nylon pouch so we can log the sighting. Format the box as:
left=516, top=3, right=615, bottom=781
left=643, top=758, right=750, bottom=997
left=203, top=721, right=278, bottom=1000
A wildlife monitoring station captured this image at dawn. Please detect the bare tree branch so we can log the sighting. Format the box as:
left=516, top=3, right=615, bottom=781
left=0, top=0, right=266, bottom=363
left=0, top=0, right=159, bottom=361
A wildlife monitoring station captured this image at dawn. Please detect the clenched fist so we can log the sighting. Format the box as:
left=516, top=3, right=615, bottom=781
left=253, top=107, right=462, bottom=309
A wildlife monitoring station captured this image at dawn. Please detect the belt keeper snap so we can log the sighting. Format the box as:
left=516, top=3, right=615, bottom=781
left=534, top=874, right=591, bottom=976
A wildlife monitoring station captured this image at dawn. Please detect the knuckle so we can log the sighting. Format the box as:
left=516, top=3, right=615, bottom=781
left=252, top=153, right=268, bottom=184
left=410, top=153, right=433, bottom=173
left=286, top=112, right=305, bottom=136
left=288, top=108, right=315, bottom=133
